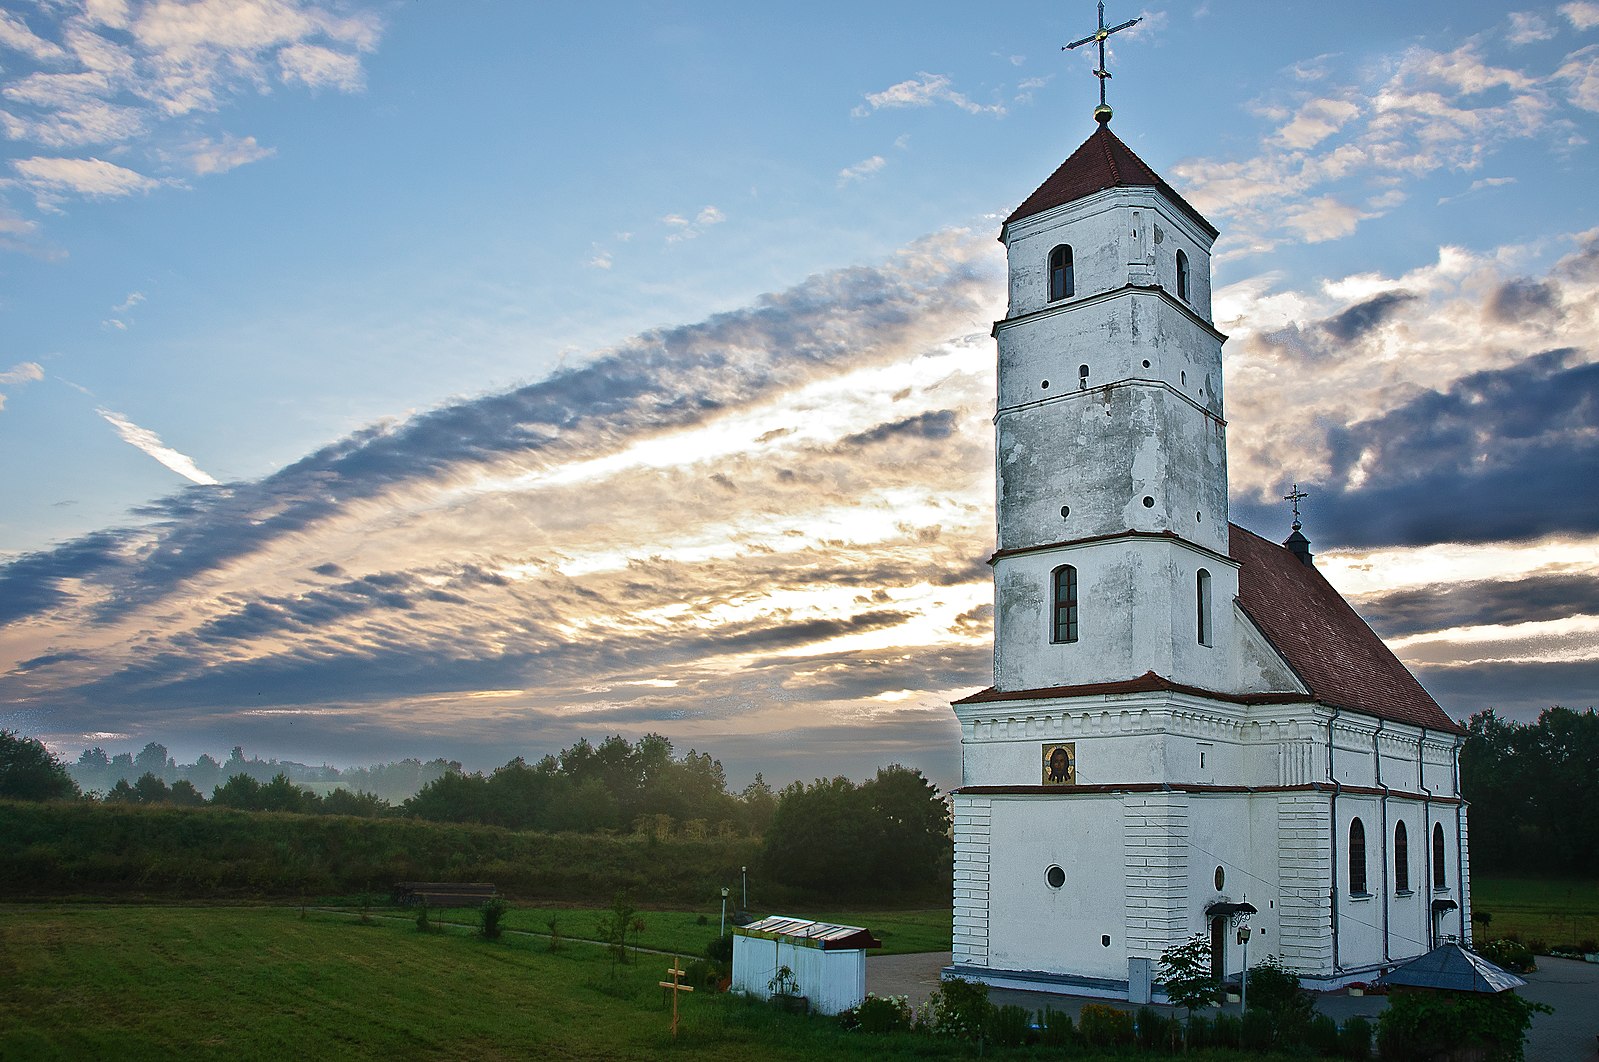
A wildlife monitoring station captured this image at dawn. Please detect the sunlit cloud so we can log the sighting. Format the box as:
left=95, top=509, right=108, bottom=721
left=95, top=407, right=221, bottom=485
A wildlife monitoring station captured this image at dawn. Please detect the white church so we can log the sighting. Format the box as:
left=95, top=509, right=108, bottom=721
left=947, top=108, right=1472, bottom=999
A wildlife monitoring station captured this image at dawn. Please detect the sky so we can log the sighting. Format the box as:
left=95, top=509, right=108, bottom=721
left=2, top=0, right=1597, bottom=789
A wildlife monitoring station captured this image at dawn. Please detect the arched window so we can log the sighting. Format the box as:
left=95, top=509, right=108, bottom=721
left=1049, top=245, right=1075, bottom=301
left=1051, top=564, right=1079, bottom=644
left=1175, top=249, right=1190, bottom=302
left=1196, top=569, right=1213, bottom=646
left=1349, top=818, right=1368, bottom=895
left=1432, top=823, right=1447, bottom=888
left=1394, top=821, right=1410, bottom=893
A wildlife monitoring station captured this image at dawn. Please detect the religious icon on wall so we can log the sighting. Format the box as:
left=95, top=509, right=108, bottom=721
left=1042, top=742, right=1076, bottom=785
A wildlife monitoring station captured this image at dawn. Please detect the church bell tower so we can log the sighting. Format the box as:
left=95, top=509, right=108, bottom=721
left=991, top=110, right=1234, bottom=695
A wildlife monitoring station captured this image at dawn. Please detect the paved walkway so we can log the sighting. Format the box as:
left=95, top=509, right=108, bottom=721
left=868, top=952, right=1599, bottom=1061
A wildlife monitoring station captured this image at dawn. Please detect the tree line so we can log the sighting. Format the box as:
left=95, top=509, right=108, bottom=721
left=1460, top=706, right=1598, bottom=876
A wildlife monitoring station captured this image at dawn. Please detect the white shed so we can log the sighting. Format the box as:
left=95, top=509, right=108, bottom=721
left=731, top=916, right=883, bottom=1015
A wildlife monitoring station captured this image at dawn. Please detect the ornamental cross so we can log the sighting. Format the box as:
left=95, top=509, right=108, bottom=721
left=1284, top=483, right=1309, bottom=530
left=1064, top=1, right=1143, bottom=113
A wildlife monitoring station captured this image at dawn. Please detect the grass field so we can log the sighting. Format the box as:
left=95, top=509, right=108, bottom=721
left=0, top=904, right=1301, bottom=1062
left=425, top=903, right=950, bottom=958
left=1471, top=877, right=1599, bottom=949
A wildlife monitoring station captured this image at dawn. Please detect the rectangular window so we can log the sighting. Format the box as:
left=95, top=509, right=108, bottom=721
left=1052, top=565, right=1078, bottom=644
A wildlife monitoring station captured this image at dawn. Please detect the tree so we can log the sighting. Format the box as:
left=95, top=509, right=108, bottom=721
left=1158, top=935, right=1223, bottom=1031
left=0, top=730, right=80, bottom=801
left=134, top=742, right=172, bottom=779
left=132, top=772, right=171, bottom=804
left=212, top=773, right=262, bottom=809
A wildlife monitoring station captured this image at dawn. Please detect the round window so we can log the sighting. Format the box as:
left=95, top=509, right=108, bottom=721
left=1060, top=505, right=1071, bottom=518
left=1046, top=865, right=1066, bottom=889
left=1214, top=866, right=1226, bottom=891
left=1142, top=496, right=1155, bottom=508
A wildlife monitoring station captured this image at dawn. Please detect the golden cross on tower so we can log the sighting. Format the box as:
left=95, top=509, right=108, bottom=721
left=1064, top=1, right=1143, bottom=123
left=1284, top=483, right=1310, bottom=531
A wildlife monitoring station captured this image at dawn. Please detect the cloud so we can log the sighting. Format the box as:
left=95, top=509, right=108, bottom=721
left=852, top=73, right=1005, bottom=118
left=186, top=133, right=274, bottom=175
left=0, top=361, right=44, bottom=412
left=1320, top=290, right=1418, bottom=342
left=1356, top=571, right=1599, bottom=639
left=95, top=407, right=221, bottom=485
left=0, top=1, right=383, bottom=222
left=1556, top=45, right=1599, bottom=112
left=662, top=205, right=726, bottom=242
left=838, top=155, right=886, bottom=185
left=1437, top=175, right=1516, bottom=205
left=12, top=156, right=160, bottom=207
left=1562, top=2, right=1599, bottom=31
left=1506, top=11, right=1557, bottom=45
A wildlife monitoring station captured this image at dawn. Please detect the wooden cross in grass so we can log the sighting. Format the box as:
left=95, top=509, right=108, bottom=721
left=659, top=961, right=694, bottom=1039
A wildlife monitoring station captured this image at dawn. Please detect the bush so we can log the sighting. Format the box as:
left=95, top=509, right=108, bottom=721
left=1185, top=1013, right=1212, bottom=1048
left=850, top=994, right=912, bottom=1034
left=924, top=978, right=992, bottom=1040
left=1037, top=1007, right=1074, bottom=1047
left=1242, top=1007, right=1276, bottom=1052
left=1377, top=988, right=1550, bottom=1062
left=1212, top=1011, right=1242, bottom=1048
left=1078, top=1002, right=1135, bottom=1047
left=1338, top=1016, right=1373, bottom=1059
left=414, top=903, right=430, bottom=933
left=990, top=1003, right=1032, bottom=1047
left=1136, top=1005, right=1179, bottom=1051
left=1477, top=938, right=1537, bottom=973
left=479, top=897, right=507, bottom=940
left=1306, top=1013, right=1340, bottom=1056
left=705, top=932, right=734, bottom=965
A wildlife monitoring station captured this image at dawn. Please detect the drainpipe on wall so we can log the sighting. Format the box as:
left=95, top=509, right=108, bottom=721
left=1417, top=728, right=1433, bottom=948
left=1452, top=736, right=1467, bottom=946
left=1375, top=719, right=1390, bottom=964
left=1327, top=706, right=1342, bottom=973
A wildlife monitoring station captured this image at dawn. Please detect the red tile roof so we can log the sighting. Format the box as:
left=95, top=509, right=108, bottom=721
left=1004, top=124, right=1218, bottom=238
left=1231, top=523, right=1463, bottom=734
left=955, top=524, right=1462, bottom=735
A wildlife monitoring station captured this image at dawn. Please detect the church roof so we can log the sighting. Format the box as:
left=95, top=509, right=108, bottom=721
left=1004, top=123, right=1218, bottom=238
left=1231, top=523, right=1463, bottom=734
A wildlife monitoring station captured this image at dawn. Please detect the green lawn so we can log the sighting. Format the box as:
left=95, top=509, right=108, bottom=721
left=1471, top=876, right=1599, bottom=949
left=425, top=903, right=950, bottom=958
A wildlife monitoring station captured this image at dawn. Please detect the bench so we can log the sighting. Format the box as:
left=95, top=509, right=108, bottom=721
left=393, top=881, right=497, bottom=908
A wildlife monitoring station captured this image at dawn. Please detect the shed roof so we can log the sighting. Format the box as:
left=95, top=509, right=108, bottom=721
left=1004, top=124, right=1218, bottom=238
left=734, top=916, right=883, bottom=951
left=1376, top=944, right=1527, bottom=993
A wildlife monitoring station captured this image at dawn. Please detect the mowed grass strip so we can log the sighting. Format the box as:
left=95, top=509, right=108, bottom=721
left=0, top=905, right=972, bottom=1062
left=1471, top=877, right=1599, bottom=948
left=425, top=904, right=951, bottom=958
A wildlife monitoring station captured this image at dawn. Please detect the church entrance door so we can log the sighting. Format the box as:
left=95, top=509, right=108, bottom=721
left=1209, top=917, right=1225, bottom=981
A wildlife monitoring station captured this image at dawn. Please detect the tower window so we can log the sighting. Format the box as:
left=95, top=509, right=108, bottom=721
left=1049, top=245, right=1075, bottom=301
left=1196, top=568, right=1213, bottom=646
left=1051, top=564, right=1079, bottom=644
left=1176, top=249, right=1191, bottom=302
left=1433, top=823, right=1446, bottom=888
left=1350, top=818, right=1368, bottom=895
left=1395, top=821, right=1410, bottom=893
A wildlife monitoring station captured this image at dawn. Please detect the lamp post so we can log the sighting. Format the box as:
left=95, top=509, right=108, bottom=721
left=720, top=887, right=729, bottom=936
left=1237, top=925, right=1253, bottom=1013
left=741, top=866, right=747, bottom=910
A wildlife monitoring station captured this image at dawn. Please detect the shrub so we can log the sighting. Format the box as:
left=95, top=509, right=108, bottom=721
left=1306, top=1013, right=1340, bottom=1056
left=1477, top=938, right=1536, bottom=973
left=705, top=932, right=734, bottom=965
left=1159, top=934, right=1223, bottom=1016
left=990, top=1003, right=1032, bottom=1047
left=1338, top=1016, right=1373, bottom=1059
left=924, top=978, right=992, bottom=1040
left=850, top=993, right=912, bottom=1034
left=1078, top=1002, right=1135, bottom=1047
left=478, top=897, right=507, bottom=940
left=1212, top=1011, right=1242, bottom=1048
left=1242, top=1006, right=1276, bottom=1051
left=1376, top=988, right=1550, bottom=1062
left=683, top=959, right=717, bottom=990
left=1186, top=1013, right=1212, bottom=1048
left=1249, top=955, right=1314, bottom=1046
left=1037, top=1007, right=1074, bottom=1047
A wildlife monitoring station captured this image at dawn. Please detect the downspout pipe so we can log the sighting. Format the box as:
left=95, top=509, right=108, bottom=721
left=1417, top=728, right=1433, bottom=948
left=1327, top=706, right=1342, bottom=973
left=1453, top=736, right=1468, bottom=945
left=1375, top=719, right=1390, bottom=964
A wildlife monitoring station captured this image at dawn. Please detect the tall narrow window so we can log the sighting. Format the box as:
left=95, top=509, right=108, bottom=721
left=1049, top=245, right=1074, bottom=302
left=1395, top=821, right=1410, bottom=893
left=1432, top=823, right=1447, bottom=888
left=1176, top=249, right=1190, bottom=302
left=1051, top=564, right=1079, bottom=644
left=1196, top=568, right=1213, bottom=646
left=1349, top=818, right=1368, bottom=894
